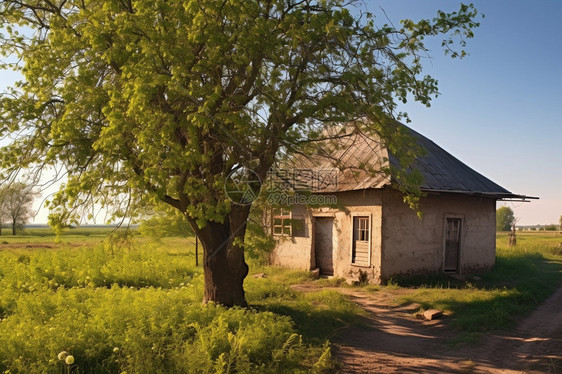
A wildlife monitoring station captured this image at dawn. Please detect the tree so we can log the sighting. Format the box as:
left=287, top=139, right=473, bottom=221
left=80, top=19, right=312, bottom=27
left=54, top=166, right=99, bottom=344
left=559, top=215, right=562, bottom=232
left=496, top=206, right=515, bottom=232
left=0, top=0, right=480, bottom=306
left=0, top=182, right=38, bottom=235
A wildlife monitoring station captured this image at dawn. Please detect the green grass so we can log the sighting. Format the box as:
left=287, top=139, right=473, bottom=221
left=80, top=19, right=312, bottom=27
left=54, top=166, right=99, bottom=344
left=0, top=231, right=359, bottom=373
left=246, top=279, right=362, bottom=343
left=3, top=228, right=556, bottom=370
left=0, top=226, right=133, bottom=245
left=395, top=232, right=562, bottom=340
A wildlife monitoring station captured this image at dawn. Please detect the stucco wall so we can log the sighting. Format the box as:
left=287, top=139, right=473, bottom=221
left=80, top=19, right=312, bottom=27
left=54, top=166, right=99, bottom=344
left=269, top=205, right=313, bottom=270
left=380, top=190, right=496, bottom=280
left=269, top=235, right=313, bottom=270
left=269, top=189, right=496, bottom=283
left=320, top=190, right=383, bottom=283
left=269, top=190, right=384, bottom=283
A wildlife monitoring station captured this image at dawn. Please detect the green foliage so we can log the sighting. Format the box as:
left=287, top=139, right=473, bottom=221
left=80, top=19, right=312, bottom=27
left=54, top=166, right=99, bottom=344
left=138, top=205, right=194, bottom=240
left=8, top=225, right=133, bottom=239
left=0, top=0, right=481, bottom=227
left=0, top=241, right=197, bottom=292
left=496, top=206, right=515, bottom=231
left=241, top=205, right=276, bottom=264
left=0, top=287, right=313, bottom=373
left=0, top=236, right=360, bottom=372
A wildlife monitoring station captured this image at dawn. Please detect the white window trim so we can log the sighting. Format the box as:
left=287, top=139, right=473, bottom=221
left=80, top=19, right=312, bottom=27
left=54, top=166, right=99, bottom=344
left=350, top=212, right=372, bottom=267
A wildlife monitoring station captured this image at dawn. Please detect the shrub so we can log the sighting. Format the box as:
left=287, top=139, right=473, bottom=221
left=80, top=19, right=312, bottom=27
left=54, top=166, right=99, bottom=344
left=0, top=240, right=333, bottom=373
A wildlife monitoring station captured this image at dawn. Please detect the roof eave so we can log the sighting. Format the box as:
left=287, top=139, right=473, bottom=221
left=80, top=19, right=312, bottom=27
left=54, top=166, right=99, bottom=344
left=497, top=194, right=539, bottom=202
left=421, top=188, right=539, bottom=201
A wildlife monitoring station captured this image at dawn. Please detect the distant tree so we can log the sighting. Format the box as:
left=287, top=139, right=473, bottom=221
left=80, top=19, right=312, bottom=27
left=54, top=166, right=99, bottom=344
left=559, top=215, right=562, bottom=232
left=0, top=182, right=39, bottom=235
left=496, top=206, right=515, bottom=232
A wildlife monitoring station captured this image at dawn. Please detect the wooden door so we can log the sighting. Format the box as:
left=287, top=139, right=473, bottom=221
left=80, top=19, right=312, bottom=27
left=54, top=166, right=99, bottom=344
left=444, top=218, right=461, bottom=272
left=314, top=217, right=334, bottom=275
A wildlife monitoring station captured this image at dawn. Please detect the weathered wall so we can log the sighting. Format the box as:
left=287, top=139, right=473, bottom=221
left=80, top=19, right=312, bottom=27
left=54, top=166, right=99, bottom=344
left=269, top=234, right=313, bottom=270
left=319, top=190, right=383, bottom=283
left=380, top=190, right=496, bottom=280
left=269, top=205, right=313, bottom=270
left=269, top=190, right=384, bottom=283
left=269, top=189, right=497, bottom=283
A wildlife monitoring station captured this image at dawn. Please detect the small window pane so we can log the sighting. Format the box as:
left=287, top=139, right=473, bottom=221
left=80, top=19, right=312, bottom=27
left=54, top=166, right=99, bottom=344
left=272, top=208, right=292, bottom=236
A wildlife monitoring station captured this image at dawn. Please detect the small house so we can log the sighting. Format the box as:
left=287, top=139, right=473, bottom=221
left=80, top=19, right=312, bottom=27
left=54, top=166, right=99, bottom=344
left=268, top=123, right=534, bottom=283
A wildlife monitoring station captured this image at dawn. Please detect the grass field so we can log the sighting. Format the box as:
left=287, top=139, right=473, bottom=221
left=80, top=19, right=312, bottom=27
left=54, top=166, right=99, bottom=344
left=0, top=228, right=560, bottom=372
left=0, top=227, right=358, bottom=373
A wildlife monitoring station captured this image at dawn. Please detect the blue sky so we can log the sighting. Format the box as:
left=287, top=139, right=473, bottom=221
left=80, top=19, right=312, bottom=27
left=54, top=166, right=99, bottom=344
left=364, top=0, right=562, bottom=225
left=1, top=1, right=561, bottom=225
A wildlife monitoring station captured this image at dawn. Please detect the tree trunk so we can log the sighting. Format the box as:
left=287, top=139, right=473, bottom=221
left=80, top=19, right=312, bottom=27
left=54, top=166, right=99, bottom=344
left=12, top=221, right=16, bottom=236
left=508, top=223, right=516, bottom=247
left=192, top=205, right=251, bottom=307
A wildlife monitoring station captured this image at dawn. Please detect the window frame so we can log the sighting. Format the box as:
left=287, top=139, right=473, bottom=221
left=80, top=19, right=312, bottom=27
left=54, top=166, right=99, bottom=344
left=350, top=213, right=372, bottom=267
left=272, top=208, right=292, bottom=236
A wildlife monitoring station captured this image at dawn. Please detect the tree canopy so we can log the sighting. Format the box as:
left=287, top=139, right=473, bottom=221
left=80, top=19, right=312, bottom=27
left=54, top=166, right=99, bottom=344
left=496, top=206, right=515, bottom=232
left=0, top=0, right=481, bottom=305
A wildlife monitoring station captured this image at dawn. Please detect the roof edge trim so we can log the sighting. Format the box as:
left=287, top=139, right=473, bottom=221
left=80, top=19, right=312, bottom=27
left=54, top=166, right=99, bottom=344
left=421, top=188, right=539, bottom=201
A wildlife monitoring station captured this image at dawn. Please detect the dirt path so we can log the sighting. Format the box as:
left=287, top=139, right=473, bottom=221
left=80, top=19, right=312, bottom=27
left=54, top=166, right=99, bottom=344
left=295, top=284, right=562, bottom=373
left=468, top=285, right=562, bottom=373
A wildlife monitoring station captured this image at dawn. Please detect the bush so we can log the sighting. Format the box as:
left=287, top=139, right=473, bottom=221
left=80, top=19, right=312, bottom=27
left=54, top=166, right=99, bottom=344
left=0, top=286, right=313, bottom=373
left=0, top=240, right=333, bottom=373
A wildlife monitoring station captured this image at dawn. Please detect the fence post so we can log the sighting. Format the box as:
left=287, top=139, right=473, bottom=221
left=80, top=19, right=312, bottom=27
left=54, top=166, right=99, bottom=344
left=195, top=235, right=199, bottom=267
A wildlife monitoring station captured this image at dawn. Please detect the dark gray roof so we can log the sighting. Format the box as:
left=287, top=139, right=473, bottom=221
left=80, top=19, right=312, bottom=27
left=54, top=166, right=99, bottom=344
left=284, top=122, right=534, bottom=200
left=391, top=126, right=527, bottom=199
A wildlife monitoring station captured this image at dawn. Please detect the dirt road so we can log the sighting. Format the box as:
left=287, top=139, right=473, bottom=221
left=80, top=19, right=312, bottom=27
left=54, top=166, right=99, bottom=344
left=326, top=286, right=562, bottom=373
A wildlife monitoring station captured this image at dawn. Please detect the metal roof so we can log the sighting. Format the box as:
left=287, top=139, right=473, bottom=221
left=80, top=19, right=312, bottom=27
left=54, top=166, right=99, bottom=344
left=395, top=126, right=535, bottom=200
left=281, top=122, right=536, bottom=201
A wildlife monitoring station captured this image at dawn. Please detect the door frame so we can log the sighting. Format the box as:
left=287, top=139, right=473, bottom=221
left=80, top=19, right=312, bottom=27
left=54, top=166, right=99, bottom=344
left=442, top=215, right=464, bottom=273
left=313, top=215, right=336, bottom=275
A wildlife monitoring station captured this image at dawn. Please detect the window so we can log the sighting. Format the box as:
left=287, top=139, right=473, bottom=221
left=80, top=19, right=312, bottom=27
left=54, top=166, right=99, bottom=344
left=355, top=217, right=369, bottom=241
left=291, top=215, right=306, bottom=237
left=272, top=208, right=306, bottom=237
left=273, top=208, right=292, bottom=236
left=352, top=216, right=370, bottom=266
